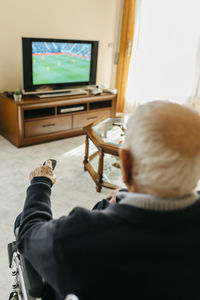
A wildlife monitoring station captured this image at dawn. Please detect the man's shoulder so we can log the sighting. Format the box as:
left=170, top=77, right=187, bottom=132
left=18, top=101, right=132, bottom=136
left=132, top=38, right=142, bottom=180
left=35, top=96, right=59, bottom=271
left=53, top=195, right=200, bottom=240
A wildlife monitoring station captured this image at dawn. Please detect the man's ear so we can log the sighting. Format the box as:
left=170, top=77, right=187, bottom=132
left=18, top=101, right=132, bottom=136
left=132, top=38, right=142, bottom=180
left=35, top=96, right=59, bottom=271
left=119, top=148, right=134, bottom=185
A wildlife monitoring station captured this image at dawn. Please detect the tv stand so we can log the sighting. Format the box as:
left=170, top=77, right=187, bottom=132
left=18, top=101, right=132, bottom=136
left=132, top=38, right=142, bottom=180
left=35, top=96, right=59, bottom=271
left=0, top=92, right=117, bottom=147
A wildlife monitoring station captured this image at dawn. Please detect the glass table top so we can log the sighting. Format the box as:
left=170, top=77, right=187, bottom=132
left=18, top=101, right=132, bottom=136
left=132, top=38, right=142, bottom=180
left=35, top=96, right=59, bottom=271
left=92, top=117, right=128, bottom=146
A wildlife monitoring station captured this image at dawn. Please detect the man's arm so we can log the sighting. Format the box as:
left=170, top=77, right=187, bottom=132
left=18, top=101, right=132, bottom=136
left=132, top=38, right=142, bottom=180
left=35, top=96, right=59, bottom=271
left=17, top=159, right=56, bottom=244
left=17, top=161, right=61, bottom=295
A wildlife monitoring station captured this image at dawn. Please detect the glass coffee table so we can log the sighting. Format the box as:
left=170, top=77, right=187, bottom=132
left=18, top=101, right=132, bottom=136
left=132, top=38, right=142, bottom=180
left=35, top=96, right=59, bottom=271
left=83, top=116, right=127, bottom=192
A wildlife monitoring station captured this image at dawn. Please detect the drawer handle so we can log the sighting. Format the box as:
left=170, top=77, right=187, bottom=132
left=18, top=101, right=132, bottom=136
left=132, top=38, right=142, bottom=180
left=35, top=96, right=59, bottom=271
left=42, top=123, right=56, bottom=128
left=87, top=116, right=97, bottom=120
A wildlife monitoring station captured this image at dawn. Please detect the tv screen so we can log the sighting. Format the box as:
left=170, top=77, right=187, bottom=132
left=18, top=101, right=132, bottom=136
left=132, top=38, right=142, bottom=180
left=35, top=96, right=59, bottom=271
left=22, top=37, right=99, bottom=92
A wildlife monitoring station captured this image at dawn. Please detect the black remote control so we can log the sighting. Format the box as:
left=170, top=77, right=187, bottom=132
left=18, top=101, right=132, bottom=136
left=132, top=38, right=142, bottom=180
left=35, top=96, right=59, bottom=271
left=43, top=159, right=57, bottom=170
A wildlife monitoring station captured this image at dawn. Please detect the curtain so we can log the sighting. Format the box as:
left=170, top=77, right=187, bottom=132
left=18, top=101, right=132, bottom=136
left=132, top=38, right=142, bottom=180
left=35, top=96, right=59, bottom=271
left=116, top=0, right=136, bottom=112
left=124, top=0, right=200, bottom=113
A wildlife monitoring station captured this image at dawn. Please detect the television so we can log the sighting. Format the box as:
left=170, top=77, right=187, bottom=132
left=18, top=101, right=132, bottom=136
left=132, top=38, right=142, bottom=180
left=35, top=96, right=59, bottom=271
left=22, top=37, right=99, bottom=93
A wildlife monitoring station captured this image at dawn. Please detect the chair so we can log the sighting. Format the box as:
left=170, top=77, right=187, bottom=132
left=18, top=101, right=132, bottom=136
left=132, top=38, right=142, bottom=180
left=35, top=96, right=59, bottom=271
left=8, top=241, right=79, bottom=300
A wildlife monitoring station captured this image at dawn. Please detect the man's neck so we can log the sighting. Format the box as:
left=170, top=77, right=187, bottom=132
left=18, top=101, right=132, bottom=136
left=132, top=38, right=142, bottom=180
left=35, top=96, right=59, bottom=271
left=118, top=190, right=198, bottom=211
left=127, top=184, right=183, bottom=198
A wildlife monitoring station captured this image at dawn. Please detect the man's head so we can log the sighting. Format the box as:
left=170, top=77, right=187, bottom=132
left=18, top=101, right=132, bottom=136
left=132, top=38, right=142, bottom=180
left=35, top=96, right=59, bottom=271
left=120, top=101, right=200, bottom=197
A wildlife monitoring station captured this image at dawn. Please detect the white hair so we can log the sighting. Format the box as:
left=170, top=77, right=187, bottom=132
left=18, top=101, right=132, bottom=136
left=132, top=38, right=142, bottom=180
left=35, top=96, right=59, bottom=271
left=123, top=101, right=200, bottom=195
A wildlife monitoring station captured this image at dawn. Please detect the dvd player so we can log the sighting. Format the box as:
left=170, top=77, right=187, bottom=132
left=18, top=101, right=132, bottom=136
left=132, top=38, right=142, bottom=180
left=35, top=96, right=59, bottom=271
left=59, top=106, right=85, bottom=113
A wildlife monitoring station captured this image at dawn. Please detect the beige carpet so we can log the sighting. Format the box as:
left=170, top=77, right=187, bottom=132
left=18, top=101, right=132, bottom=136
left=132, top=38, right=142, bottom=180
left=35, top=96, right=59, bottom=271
left=0, top=134, right=109, bottom=299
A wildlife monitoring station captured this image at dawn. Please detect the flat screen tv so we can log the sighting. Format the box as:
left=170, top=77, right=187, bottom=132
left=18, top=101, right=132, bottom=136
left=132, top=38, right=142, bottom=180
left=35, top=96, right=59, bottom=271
left=22, top=37, right=99, bottom=93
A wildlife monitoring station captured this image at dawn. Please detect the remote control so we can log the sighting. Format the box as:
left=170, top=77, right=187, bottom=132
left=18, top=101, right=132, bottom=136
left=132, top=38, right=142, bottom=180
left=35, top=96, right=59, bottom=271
left=43, top=159, right=57, bottom=170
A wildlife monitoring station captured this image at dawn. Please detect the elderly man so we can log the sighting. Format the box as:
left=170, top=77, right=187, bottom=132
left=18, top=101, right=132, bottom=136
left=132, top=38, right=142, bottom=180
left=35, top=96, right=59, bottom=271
left=17, top=101, right=200, bottom=300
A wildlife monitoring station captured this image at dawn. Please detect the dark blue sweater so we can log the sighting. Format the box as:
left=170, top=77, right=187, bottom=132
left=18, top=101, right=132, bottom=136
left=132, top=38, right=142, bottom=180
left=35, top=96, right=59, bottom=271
left=17, top=177, right=200, bottom=300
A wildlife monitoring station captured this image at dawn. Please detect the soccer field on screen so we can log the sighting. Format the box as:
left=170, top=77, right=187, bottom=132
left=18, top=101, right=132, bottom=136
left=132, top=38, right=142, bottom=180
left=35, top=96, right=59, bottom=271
left=32, top=54, right=91, bottom=85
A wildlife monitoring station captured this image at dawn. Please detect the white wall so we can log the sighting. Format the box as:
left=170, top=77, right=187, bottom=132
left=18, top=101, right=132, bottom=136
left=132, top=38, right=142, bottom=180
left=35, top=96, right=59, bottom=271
left=0, top=0, right=122, bottom=91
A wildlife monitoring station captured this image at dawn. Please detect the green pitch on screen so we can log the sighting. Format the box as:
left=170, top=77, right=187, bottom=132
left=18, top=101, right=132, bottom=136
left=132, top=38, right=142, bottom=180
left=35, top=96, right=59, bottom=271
left=32, top=54, right=90, bottom=85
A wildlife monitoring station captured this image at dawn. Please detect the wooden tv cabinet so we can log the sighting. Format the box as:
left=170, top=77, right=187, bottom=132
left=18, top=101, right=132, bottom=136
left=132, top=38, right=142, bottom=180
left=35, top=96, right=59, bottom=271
left=0, top=92, right=117, bottom=147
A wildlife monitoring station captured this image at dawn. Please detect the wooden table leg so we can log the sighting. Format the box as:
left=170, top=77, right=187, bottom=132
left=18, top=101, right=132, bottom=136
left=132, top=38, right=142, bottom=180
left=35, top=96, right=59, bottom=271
left=83, top=135, right=89, bottom=171
left=96, top=148, right=104, bottom=192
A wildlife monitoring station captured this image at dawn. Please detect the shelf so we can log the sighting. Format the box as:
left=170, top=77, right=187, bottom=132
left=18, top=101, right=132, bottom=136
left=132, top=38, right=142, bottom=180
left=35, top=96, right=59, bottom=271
left=89, top=100, right=112, bottom=110
left=24, top=107, right=55, bottom=119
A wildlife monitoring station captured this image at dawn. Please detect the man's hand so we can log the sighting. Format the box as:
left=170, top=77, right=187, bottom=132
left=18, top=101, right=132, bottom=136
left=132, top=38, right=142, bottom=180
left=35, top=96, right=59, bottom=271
left=29, top=159, right=56, bottom=184
left=105, top=188, right=121, bottom=203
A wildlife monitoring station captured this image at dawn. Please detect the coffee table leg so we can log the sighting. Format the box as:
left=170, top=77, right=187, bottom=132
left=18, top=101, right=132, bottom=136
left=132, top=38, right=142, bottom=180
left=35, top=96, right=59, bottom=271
left=96, top=149, right=104, bottom=192
left=83, top=135, right=89, bottom=171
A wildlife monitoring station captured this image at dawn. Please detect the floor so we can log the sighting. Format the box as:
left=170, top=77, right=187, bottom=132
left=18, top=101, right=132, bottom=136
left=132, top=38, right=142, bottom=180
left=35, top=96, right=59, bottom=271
left=0, top=134, right=108, bottom=299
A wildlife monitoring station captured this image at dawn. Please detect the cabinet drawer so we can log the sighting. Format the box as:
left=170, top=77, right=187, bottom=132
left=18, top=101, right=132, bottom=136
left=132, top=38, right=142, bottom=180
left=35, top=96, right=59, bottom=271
left=25, top=116, right=72, bottom=137
left=73, top=109, right=111, bottom=129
